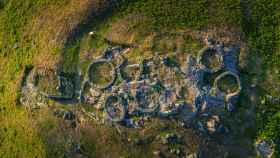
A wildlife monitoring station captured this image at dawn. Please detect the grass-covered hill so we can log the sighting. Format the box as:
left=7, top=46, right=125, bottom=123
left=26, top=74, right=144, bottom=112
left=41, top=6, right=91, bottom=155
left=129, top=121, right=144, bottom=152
left=0, top=0, right=279, bottom=157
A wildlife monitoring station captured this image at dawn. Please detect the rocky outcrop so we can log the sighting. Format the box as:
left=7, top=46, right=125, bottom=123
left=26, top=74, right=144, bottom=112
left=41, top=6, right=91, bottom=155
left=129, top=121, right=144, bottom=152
left=256, top=139, right=275, bottom=158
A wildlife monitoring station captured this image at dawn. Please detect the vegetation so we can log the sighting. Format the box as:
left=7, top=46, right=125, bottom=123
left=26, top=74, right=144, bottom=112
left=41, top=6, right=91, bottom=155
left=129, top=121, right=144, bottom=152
left=217, top=75, right=239, bottom=94
left=201, top=49, right=221, bottom=70
left=0, top=1, right=67, bottom=157
left=242, top=0, right=280, bottom=155
left=0, top=0, right=279, bottom=157
left=88, top=62, right=114, bottom=87
left=115, top=0, right=241, bottom=29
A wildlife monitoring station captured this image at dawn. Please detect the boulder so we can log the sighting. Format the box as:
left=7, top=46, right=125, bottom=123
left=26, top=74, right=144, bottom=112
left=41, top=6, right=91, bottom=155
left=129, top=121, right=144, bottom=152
left=256, top=140, right=275, bottom=158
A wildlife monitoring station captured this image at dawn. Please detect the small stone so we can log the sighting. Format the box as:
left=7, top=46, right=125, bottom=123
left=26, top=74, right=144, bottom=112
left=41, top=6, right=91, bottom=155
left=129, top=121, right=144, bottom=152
left=127, top=138, right=131, bottom=142
left=175, top=149, right=181, bottom=155
left=206, top=38, right=215, bottom=46
left=206, top=116, right=219, bottom=133
left=153, top=150, right=160, bottom=156
left=161, top=137, right=168, bottom=145
left=187, top=152, right=198, bottom=158
left=251, top=84, right=257, bottom=88
left=89, top=31, right=95, bottom=36
left=207, top=119, right=216, bottom=133
left=13, top=43, right=19, bottom=49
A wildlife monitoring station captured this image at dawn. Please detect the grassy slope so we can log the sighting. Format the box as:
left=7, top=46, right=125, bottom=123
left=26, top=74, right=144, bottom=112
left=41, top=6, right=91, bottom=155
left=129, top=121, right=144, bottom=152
left=0, top=0, right=90, bottom=157
left=0, top=0, right=279, bottom=157
left=0, top=1, right=63, bottom=157
left=247, top=0, right=280, bottom=156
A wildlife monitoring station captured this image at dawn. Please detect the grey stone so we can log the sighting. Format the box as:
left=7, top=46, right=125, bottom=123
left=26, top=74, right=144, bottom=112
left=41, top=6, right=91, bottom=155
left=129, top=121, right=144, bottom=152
left=256, top=140, right=275, bottom=158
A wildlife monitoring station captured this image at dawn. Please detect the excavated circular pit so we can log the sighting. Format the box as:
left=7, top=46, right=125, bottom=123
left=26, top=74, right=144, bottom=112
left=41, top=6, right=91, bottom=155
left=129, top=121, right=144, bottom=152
left=135, top=84, right=160, bottom=113
left=105, top=95, right=126, bottom=122
left=88, top=60, right=115, bottom=89
left=214, top=71, right=241, bottom=96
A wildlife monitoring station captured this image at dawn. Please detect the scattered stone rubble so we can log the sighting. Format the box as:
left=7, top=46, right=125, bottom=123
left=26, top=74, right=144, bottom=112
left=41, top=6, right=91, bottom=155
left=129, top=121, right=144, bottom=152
left=256, top=139, right=275, bottom=158
left=20, top=38, right=242, bottom=134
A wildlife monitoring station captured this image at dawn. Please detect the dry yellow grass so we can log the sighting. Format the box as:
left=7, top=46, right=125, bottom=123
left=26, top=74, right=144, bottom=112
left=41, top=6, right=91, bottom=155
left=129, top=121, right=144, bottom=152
left=27, top=0, right=112, bottom=68
left=0, top=1, right=112, bottom=157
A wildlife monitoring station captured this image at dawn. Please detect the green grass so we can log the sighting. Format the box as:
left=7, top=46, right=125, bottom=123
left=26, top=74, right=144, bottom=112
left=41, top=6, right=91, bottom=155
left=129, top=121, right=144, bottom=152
left=217, top=75, right=239, bottom=94
left=201, top=49, right=221, bottom=70
left=0, top=0, right=280, bottom=157
left=88, top=62, right=114, bottom=87
left=114, top=0, right=242, bottom=29
left=62, top=42, right=81, bottom=73
left=259, top=111, right=280, bottom=146
left=0, top=109, right=46, bottom=158
left=0, top=0, right=68, bottom=157
left=242, top=0, right=280, bottom=155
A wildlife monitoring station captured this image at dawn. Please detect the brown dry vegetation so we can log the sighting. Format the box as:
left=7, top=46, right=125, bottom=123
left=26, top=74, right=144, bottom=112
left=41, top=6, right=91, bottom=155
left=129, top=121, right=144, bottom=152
left=0, top=0, right=113, bottom=157
left=30, top=0, right=114, bottom=68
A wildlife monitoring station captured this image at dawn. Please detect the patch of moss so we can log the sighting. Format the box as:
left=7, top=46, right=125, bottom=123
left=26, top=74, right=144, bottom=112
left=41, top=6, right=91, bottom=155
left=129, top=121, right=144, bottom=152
left=115, top=0, right=241, bottom=29
left=88, top=61, right=114, bottom=87
left=243, top=0, right=280, bottom=156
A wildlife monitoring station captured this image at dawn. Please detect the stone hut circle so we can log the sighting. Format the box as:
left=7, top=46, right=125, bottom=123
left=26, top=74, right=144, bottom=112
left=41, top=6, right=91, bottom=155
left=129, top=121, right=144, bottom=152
left=87, top=59, right=116, bottom=89
left=135, top=83, right=160, bottom=113
left=105, top=95, right=126, bottom=122
left=214, top=71, right=242, bottom=100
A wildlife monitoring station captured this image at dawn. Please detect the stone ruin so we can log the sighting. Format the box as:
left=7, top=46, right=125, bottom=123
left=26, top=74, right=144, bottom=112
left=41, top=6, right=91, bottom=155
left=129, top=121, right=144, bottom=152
left=20, top=38, right=242, bottom=133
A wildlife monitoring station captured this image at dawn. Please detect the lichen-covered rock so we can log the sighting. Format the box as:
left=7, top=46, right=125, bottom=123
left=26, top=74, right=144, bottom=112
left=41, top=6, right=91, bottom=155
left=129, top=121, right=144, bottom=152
left=105, top=95, right=126, bottom=122
left=256, top=140, right=275, bottom=158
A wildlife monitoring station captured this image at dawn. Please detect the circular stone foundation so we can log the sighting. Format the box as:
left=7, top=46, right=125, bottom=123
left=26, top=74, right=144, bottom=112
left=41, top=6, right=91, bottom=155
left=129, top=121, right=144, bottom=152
left=214, top=71, right=241, bottom=97
left=87, top=59, right=115, bottom=89
left=198, top=47, right=223, bottom=73
left=135, top=84, right=160, bottom=113
left=105, top=95, right=126, bottom=122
